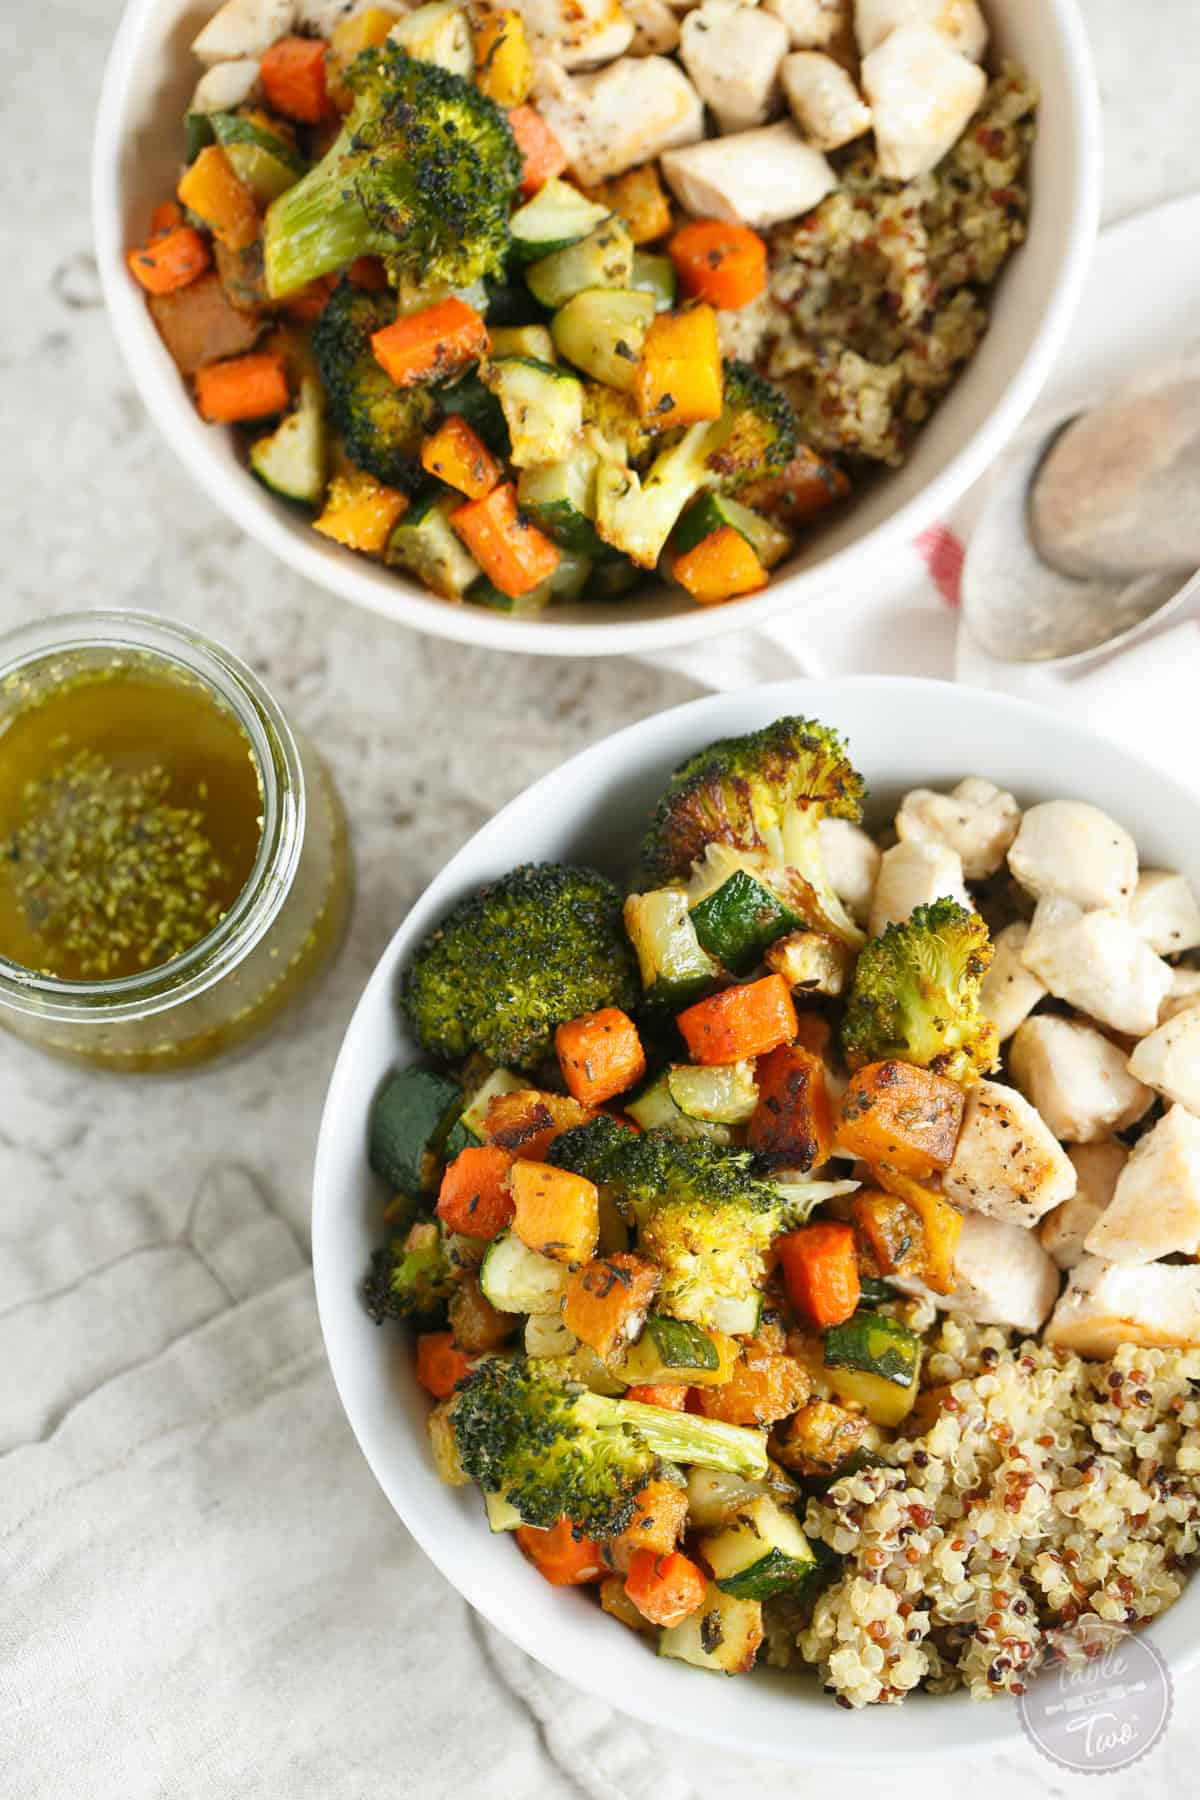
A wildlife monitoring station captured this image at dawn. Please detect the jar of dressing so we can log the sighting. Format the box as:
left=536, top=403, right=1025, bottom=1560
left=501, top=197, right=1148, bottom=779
left=0, top=610, right=349, bottom=1071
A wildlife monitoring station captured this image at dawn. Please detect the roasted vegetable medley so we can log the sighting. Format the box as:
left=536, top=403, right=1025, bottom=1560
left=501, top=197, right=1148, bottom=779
left=363, top=714, right=1200, bottom=1704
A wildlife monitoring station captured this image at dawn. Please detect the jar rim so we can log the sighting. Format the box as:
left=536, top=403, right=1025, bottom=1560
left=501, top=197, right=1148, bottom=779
left=0, top=609, right=306, bottom=1023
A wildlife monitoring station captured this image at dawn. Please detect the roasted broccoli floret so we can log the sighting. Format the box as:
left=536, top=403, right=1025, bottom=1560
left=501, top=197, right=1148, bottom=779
left=840, top=898, right=999, bottom=1083
left=582, top=383, right=666, bottom=470
left=704, top=361, right=797, bottom=496
left=403, top=863, right=639, bottom=1070
left=364, top=1216, right=455, bottom=1325
left=263, top=46, right=521, bottom=298
left=313, top=281, right=436, bottom=489
left=641, top=716, right=867, bottom=949
left=450, top=1353, right=767, bottom=1535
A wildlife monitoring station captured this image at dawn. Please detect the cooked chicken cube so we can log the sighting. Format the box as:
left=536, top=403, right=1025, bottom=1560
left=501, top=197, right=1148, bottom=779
left=298, top=0, right=399, bottom=29
left=1007, top=800, right=1139, bottom=912
left=538, top=58, right=703, bottom=184
left=854, top=0, right=987, bottom=60
left=1020, top=900, right=1172, bottom=1038
left=1039, top=1143, right=1127, bottom=1270
left=1085, top=1106, right=1200, bottom=1265
left=1161, top=967, right=1200, bottom=1025
left=895, top=1212, right=1060, bottom=1332
left=818, top=817, right=880, bottom=927
left=780, top=52, right=870, bottom=147
left=680, top=0, right=789, bottom=132
left=624, top=0, right=682, bottom=52
left=1128, top=1007, right=1200, bottom=1115
left=190, top=58, right=262, bottom=113
left=860, top=23, right=985, bottom=181
left=1129, top=870, right=1200, bottom=956
left=763, top=0, right=849, bottom=48
left=559, top=0, right=637, bottom=64
left=662, top=120, right=836, bottom=226
left=979, top=922, right=1045, bottom=1043
left=867, top=839, right=969, bottom=938
left=941, top=1077, right=1076, bottom=1227
left=1008, top=1015, right=1153, bottom=1143
left=895, top=776, right=1020, bottom=881
left=1045, top=1256, right=1200, bottom=1358
left=192, top=0, right=296, bottom=62
left=764, top=929, right=852, bottom=995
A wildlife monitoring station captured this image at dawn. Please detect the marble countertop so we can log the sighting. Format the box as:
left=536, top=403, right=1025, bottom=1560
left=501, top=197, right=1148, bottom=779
left=2, top=1, right=1198, bottom=1792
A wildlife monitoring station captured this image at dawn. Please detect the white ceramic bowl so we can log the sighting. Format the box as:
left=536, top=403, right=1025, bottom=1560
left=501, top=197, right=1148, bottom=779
left=93, top=1, right=1101, bottom=656
left=312, top=677, right=1200, bottom=1762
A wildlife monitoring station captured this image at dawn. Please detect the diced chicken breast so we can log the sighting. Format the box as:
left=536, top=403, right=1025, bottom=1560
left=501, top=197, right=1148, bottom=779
left=1007, top=800, right=1139, bottom=912
left=1086, top=1106, right=1200, bottom=1265
left=1129, top=1008, right=1200, bottom=1115
left=190, top=58, right=263, bottom=114
left=680, top=0, right=789, bottom=132
left=538, top=57, right=703, bottom=183
left=1045, top=1256, right=1200, bottom=1358
left=818, top=817, right=880, bottom=927
left=780, top=51, right=870, bottom=147
left=661, top=121, right=836, bottom=226
left=192, top=0, right=296, bottom=63
left=624, top=0, right=682, bottom=52
left=941, top=1077, right=1076, bottom=1227
left=1129, top=870, right=1200, bottom=957
left=895, top=1212, right=1060, bottom=1333
left=979, top=922, right=1045, bottom=1043
left=1008, top=1015, right=1153, bottom=1144
left=895, top=776, right=1020, bottom=881
left=860, top=23, right=985, bottom=181
left=854, top=0, right=987, bottom=61
left=867, top=839, right=969, bottom=938
left=763, top=0, right=849, bottom=48
left=1161, top=967, right=1200, bottom=1025
left=1039, top=1143, right=1127, bottom=1270
left=1020, top=901, right=1173, bottom=1038
left=297, top=0, right=398, bottom=31
left=558, top=0, right=637, bottom=65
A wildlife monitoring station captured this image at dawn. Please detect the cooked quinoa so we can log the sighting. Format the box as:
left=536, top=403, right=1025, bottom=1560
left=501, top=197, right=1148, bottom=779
left=720, top=67, right=1038, bottom=468
left=767, top=1301, right=1200, bottom=1707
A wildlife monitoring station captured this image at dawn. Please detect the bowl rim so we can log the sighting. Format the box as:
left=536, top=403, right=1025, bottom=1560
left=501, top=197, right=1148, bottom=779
left=92, top=0, right=1103, bottom=657
left=311, top=675, right=1200, bottom=1762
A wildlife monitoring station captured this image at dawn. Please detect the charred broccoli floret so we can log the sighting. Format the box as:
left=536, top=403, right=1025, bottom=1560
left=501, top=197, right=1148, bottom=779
left=403, top=863, right=639, bottom=1070
left=641, top=716, right=867, bottom=949
left=313, top=281, right=436, bottom=489
left=840, top=898, right=999, bottom=1083
left=450, top=1353, right=767, bottom=1535
left=364, top=1216, right=454, bottom=1325
left=704, top=361, right=797, bottom=496
left=263, top=46, right=520, bottom=298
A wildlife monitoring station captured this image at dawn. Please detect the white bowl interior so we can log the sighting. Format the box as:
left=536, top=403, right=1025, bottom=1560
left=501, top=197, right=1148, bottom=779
left=313, top=678, right=1200, bottom=1762
left=93, top=0, right=1101, bottom=654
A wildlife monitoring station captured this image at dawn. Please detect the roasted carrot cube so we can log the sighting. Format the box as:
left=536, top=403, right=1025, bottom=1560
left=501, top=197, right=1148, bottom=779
left=555, top=1007, right=646, bottom=1107
left=676, top=974, right=797, bottom=1065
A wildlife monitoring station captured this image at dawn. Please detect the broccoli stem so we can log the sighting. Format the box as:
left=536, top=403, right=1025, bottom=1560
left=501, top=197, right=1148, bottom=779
left=587, top=1393, right=769, bottom=1480
left=264, top=132, right=383, bottom=299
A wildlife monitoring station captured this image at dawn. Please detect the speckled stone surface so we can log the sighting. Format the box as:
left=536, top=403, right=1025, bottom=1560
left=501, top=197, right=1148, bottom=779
left=2, top=2, right=1198, bottom=1793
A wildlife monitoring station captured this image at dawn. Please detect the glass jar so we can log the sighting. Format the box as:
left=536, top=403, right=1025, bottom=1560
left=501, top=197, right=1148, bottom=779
left=0, top=610, right=350, bottom=1071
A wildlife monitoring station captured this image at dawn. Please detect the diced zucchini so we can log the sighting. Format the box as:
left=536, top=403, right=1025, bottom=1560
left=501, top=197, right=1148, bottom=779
left=673, top=492, right=793, bottom=570
left=249, top=375, right=326, bottom=508
left=479, top=1230, right=569, bottom=1314
left=460, top=1066, right=525, bottom=1140
left=483, top=1489, right=523, bottom=1531
left=385, top=491, right=482, bottom=600
left=368, top=1066, right=463, bottom=1195
left=435, top=370, right=510, bottom=456
left=630, top=250, right=677, bottom=311
left=687, top=845, right=799, bottom=972
left=701, top=1495, right=815, bottom=1601
left=482, top=275, right=545, bottom=327
left=614, top=1313, right=735, bottom=1387
left=708, top=1293, right=762, bottom=1337
left=471, top=549, right=593, bottom=616
left=822, top=1313, right=923, bottom=1427
left=510, top=177, right=611, bottom=264
left=518, top=447, right=605, bottom=556
left=584, top=557, right=641, bottom=602
left=442, top=1117, right=474, bottom=1161
left=184, top=110, right=216, bottom=162
left=388, top=0, right=473, bottom=73
left=526, top=218, right=634, bottom=311
left=625, top=1071, right=734, bottom=1146
left=623, top=888, right=719, bottom=1013
left=667, top=1060, right=758, bottom=1125
left=483, top=357, right=583, bottom=468
left=550, top=289, right=656, bottom=392
left=658, top=1582, right=764, bottom=1675
left=488, top=324, right=557, bottom=363
left=209, top=111, right=304, bottom=202
left=686, top=1467, right=782, bottom=1531
left=857, top=1275, right=896, bottom=1310
left=568, top=1343, right=627, bottom=1396
left=525, top=1312, right=577, bottom=1358
left=445, top=1231, right=489, bottom=1276
left=394, top=275, right=489, bottom=318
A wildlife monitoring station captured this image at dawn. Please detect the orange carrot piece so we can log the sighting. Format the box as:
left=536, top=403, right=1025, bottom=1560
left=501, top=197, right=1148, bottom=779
left=450, top=483, right=560, bottom=598
left=260, top=35, right=332, bottom=123
left=792, top=1012, right=831, bottom=1058
left=284, top=274, right=336, bottom=322
left=371, top=297, right=489, bottom=389
left=561, top=1252, right=661, bottom=1360
left=673, top=526, right=767, bottom=606
left=508, top=103, right=569, bottom=196
left=421, top=415, right=502, bottom=500
left=509, top=1160, right=599, bottom=1264
left=747, top=1043, right=834, bottom=1171
left=348, top=254, right=390, bottom=291
left=625, top=1549, right=708, bottom=1628
left=676, top=974, right=797, bottom=1066
left=624, top=1383, right=688, bottom=1410
left=836, top=1060, right=965, bottom=1178
left=634, top=305, right=723, bottom=432
left=194, top=349, right=289, bottom=422
left=436, top=1144, right=516, bottom=1239
left=149, top=200, right=184, bottom=238
left=517, top=1519, right=606, bottom=1586
left=480, top=1087, right=594, bottom=1161
left=127, top=226, right=211, bottom=296
left=415, top=1331, right=473, bottom=1400
left=668, top=219, right=767, bottom=311
left=609, top=1479, right=689, bottom=1570
left=177, top=145, right=259, bottom=252
left=777, top=1221, right=861, bottom=1331
left=555, top=1007, right=646, bottom=1108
